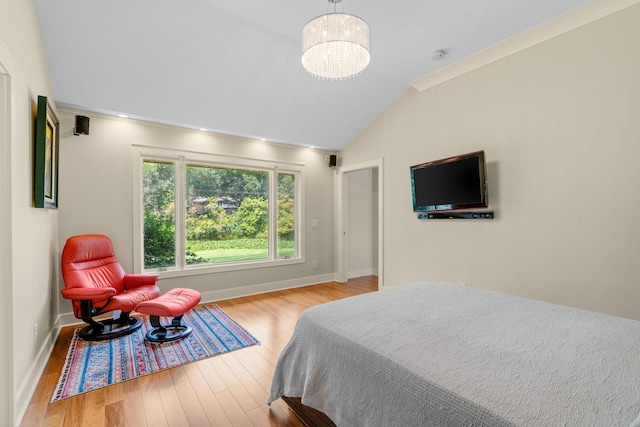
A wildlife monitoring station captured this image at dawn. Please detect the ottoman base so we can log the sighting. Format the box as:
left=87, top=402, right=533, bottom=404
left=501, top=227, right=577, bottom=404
left=146, top=314, right=192, bottom=343
left=135, top=288, right=202, bottom=343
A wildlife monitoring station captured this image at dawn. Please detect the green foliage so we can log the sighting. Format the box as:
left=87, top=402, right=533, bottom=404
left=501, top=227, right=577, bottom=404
left=278, top=173, right=295, bottom=197
left=187, top=238, right=294, bottom=251
left=143, top=161, right=175, bottom=215
left=278, top=194, right=295, bottom=240
left=186, top=165, right=268, bottom=202
left=231, top=197, right=268, bottom=238
left=242, top=174, right=264, bottom=198
left=144, top=210, right=175, bottom=268
left=186, top=238, right=295, bottom=264
left=185, top=250, right=207, bottom=265
left=187, top=238, right=269, bottom=251
left=186, top=205, right=232, bottom=240
left=144, top=210, right=206, bottom=268
left=278, top=173, right=295, bottom=240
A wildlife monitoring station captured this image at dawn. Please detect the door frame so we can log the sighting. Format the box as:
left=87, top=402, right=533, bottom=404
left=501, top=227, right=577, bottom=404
left=0, top=43, right=16, bottom=427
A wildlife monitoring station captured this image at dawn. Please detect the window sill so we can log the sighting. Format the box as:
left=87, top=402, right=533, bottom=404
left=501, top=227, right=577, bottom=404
left=149, top=256, right=305, bottom=279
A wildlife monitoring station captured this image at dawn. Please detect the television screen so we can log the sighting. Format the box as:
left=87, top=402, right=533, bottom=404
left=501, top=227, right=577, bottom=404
left=410, top=151, right=488, bottom=212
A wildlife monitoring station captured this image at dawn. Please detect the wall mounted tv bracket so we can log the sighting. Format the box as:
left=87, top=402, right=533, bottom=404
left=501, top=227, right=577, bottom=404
left=417, top=211, right=494, bottom=220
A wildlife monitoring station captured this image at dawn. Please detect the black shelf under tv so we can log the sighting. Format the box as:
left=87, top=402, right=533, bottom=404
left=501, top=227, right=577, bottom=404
left=417, top=211, right=494, bottom=220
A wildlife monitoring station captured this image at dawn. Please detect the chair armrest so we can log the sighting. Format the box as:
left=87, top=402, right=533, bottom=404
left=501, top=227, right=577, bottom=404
left=60, top=287, right=117, bottom=300
left=124, top=274, right=160, bottom=289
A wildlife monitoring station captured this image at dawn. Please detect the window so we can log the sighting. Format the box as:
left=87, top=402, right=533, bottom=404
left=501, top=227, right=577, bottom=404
left=277, top=172, right=296, bottom=259
left=184, top=164, right=270, bottom=265
left=135, top=149, right=302, bottom=275
left=143, top=160, right=176, bottom=268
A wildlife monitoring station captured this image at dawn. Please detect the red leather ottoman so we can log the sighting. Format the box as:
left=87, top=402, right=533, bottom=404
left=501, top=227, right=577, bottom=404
left=135, top=288, right=201, bottom=343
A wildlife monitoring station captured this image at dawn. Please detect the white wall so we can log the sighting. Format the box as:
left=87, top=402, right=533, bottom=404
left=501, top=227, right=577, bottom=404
left=340, top=3, right=640, bottom=319
left=56, top=111, right=336, bottom=320
left=0, top=1, right=60, bottom=425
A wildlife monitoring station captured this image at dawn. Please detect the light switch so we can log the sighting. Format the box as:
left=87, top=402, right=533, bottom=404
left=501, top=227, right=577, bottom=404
left=312, top=219, right=319, bottom=227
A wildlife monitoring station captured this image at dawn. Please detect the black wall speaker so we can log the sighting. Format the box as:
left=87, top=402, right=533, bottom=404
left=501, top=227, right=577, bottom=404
left=74, top=115, right=90, bottom=136
left=329, top=154, right=337, bottom=167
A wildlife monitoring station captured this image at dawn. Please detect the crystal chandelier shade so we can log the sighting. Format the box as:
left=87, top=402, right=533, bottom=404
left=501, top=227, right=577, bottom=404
left=302, top=10, right=370, bottom=81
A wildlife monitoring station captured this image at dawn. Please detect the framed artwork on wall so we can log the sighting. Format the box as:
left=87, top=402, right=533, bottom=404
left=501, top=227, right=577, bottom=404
left=34, top=95, right=59, bottom=209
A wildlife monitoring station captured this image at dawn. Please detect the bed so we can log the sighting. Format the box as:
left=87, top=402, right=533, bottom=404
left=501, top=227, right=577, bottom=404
left=268, top=282, right=640, bottom=426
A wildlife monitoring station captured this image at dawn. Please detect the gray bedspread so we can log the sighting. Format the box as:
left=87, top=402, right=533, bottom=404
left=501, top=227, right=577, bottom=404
left=268, top=282, right=640, bottom=426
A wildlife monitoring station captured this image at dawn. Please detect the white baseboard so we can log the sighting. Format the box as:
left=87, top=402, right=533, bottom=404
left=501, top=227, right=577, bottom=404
left=57, top=311, right=83, bottom=327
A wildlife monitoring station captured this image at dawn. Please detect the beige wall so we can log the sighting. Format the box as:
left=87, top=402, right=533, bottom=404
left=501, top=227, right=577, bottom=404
left=0, top=1, right=59, bottom=425
left=341, top=3, right=640, bottom=319
left=56, top=111, right=336, bottom=322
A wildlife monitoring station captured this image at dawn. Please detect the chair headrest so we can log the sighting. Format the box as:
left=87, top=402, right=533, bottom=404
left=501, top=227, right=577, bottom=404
left=62, top=234, right=116, bottom=265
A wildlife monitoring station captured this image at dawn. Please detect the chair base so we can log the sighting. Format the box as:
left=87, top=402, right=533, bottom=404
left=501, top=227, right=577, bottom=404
left=145, top=315, right=192, bottom=343
left=78, top=315, right=143, bottom=341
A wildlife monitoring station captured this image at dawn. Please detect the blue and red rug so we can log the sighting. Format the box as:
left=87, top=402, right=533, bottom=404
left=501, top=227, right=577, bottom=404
left=51, top=304, right=259, bottom=402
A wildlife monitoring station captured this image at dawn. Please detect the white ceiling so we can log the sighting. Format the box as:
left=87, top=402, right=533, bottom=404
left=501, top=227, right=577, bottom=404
left=33, top=0, right=594, bottom=151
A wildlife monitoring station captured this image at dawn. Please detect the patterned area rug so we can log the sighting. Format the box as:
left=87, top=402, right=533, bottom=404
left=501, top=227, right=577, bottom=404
left=51, top=304, right=259, bottom=402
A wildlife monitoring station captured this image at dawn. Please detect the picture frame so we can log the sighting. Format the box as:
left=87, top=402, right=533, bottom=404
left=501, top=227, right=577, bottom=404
left=34, top=95, right=60, bottom=209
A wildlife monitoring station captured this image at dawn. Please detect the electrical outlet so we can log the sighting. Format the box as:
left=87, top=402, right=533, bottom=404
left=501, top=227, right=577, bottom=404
left=34, top=323, right=38, bottom=341
left=312, top=260, right=317, bottom=268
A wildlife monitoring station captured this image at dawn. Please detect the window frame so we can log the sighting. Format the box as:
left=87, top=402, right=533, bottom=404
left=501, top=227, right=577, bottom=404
left=132, top=145, right=305, bottom=277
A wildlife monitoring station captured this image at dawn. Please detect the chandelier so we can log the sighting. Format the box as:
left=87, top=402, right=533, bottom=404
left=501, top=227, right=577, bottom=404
left=301, top=0, right=370, bottom=81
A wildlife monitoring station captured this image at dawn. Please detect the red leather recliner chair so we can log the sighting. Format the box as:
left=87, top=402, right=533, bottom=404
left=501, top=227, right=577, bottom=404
left=61, top=234, right=160, bottom=341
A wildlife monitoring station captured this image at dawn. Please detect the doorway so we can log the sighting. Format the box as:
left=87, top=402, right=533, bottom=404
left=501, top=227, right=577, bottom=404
left=338, top=158, right=383, bottom=289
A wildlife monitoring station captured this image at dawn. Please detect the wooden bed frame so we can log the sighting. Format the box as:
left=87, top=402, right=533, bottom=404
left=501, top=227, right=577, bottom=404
left=282, top=397, right=336, bottom=427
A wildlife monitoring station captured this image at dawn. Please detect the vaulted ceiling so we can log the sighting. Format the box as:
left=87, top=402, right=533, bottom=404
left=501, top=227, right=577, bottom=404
left=34, top=0, right=593, bottom=151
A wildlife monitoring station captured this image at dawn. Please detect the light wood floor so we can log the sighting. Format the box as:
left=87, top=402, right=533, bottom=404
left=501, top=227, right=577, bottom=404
left=20, top=276, right=378, bottom=427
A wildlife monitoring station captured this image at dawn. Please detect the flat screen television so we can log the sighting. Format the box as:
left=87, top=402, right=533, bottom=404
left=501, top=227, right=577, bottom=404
left=410, top=150, right=488, bottom=212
